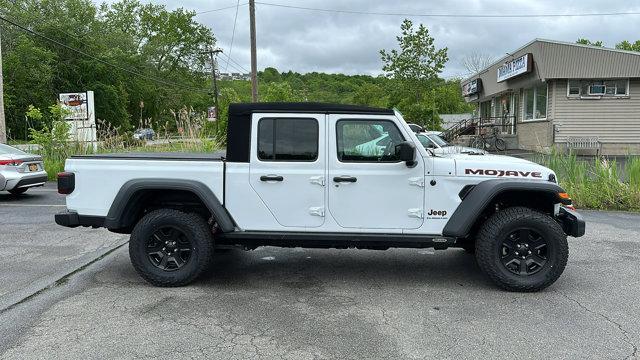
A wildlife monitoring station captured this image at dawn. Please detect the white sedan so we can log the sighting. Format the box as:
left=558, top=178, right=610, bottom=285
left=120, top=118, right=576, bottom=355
left=0, top=143, right=48, bottom=195
left=416, top=132, right=485, bottom=155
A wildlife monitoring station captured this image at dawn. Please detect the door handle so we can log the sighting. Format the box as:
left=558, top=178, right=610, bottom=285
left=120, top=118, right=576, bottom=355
left=333, top=176, right=357, bottom=183
left=260, top=175, right=284, bottom=182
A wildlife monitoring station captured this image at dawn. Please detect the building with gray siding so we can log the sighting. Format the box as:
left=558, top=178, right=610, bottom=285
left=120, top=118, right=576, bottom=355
left=460, top=39, right=640, bottom=155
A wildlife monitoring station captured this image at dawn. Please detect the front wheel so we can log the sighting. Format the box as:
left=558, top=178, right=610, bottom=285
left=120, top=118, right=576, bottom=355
left=494, top=138, right=507, bottom=151
left=129, top=209, right=214, bottom=287
left=475, top=207, right=568, bottom=292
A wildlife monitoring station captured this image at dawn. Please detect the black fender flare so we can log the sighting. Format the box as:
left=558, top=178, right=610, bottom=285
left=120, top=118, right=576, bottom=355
left=104, top=178, right=235, bottom=233
left=442, top=179, right=567, bottom=238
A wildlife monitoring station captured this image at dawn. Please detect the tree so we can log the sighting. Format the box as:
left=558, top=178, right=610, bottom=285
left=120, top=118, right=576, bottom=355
left=461, top=52, right=494, bottom=74
left=261, top=82, right=301, bottom=102
left=380, top=19, right=448, bottom=90
left=380, top=19, right=448, bottom=127
left=616, top=40, right=640, bottom=52
left=0, top=0, right=215, bottom=139
left=576, top=38, right=604, bottom=47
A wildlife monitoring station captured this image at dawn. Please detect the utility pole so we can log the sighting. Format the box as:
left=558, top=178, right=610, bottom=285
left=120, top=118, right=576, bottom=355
left=202, top=47, right=223, bottom=132
left=249, top=0, right=258, bottom=102
left=0, top=24, right=7, bottom=143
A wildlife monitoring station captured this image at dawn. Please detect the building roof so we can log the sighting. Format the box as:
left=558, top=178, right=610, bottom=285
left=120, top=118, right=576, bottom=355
left=228, top=102, right=394, bottom=116
left=463, top=38, right=640, bottom=83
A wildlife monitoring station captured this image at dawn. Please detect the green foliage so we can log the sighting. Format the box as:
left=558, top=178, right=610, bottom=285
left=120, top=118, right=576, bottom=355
left=576, top=38, right=640, bottom=53
left=380, top=19, right=448, bottom=85
left=616, top=40, right=640, bottom=52
left=1, top=0, right=214, bottom=140
left=380, top=19, right=450, bottom=129
left=539, top=150, right=640, bottom=211
left=261, top=82, right=301, bottom=102
left=576, top=38, right=604, bottom=47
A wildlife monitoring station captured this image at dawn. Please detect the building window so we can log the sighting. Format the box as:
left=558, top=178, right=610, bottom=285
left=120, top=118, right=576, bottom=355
left=568, top=79, right=629, bottom=97
left=568, top=80, right=581, bottom=95
left=523, top=84, right=547, bottom=121
left=257, top=118, right=318, bottom=161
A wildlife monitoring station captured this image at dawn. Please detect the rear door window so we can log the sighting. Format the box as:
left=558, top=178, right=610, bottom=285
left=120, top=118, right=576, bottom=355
left=257, top=118, right=319, bottom=161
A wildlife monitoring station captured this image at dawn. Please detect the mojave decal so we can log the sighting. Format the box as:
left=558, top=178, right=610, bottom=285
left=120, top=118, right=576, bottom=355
left=465, top=168, right=542, bottom=178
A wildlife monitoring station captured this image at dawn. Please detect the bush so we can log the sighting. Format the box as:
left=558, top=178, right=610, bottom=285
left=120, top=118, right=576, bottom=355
left=539, top=150, right=640, bottom=211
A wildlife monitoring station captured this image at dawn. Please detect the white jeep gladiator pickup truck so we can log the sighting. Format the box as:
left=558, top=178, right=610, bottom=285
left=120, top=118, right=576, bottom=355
left=55, top=103, right=585, bottom=291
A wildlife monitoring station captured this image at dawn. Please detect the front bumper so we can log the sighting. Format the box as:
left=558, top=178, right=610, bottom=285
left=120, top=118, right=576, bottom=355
left=558, top=207, right=586, bottom=237
left=55, top=210, right=105, bottom=228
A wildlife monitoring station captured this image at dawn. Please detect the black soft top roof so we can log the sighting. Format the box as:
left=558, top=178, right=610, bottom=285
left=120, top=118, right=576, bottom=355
left=226, top=102, right=395, bottom=162
left=228, top=102, right=394, bottom=116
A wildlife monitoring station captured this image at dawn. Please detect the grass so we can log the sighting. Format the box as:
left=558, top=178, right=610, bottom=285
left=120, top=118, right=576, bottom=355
left=538, top=149, right=640, bottom=211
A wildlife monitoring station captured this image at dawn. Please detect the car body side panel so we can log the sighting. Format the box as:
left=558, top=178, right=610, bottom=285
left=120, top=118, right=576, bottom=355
left=64, top=158, right=224, bottom=216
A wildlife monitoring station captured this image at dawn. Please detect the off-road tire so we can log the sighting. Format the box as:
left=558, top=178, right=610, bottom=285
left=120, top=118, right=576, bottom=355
left=475, top=207, right=568, bottom=292
left=8, top=188, right=28, bottom=195
left=129, top=209, right=214, bottom=287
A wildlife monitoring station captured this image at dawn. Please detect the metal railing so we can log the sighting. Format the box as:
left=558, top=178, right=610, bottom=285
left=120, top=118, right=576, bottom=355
left=443, top=116, right=516, bottom=141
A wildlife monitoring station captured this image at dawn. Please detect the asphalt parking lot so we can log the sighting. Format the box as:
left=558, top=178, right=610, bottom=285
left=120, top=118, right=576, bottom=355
left=0, top=183, right=639, bottom=359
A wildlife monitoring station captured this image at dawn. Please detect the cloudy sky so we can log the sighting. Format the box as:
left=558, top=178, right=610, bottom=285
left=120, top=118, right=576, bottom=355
left=99, top=0, right=640, bottom=78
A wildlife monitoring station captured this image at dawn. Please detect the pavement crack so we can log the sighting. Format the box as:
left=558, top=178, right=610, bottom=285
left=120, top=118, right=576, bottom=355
left=0, top=242, right=128, bottom=315
left=561, top=293, right=638, bottom=359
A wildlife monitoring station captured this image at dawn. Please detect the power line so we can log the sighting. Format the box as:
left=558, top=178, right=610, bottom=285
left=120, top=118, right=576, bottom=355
left=254, top=1, right=640, bottom=18
left=227, top=55, right=250, bottom=73
left=217, top=55, right=248, bottom=74
left=224, top=0, right=241, bottom=72
left=0, top=15, right=209, bottom=93
left=196, top=3, right=248, bottom=15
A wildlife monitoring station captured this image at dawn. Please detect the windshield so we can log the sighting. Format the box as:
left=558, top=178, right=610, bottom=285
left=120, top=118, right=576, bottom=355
left=417, top=134, right=436, bottom=149
left=427, top=134, right=449, bottom=147
left=0, top=143, right=26, bottom=155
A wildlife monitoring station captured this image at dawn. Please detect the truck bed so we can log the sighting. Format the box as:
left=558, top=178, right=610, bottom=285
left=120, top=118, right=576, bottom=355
left=71, top=151, right=226, bottom=161
left=64, top=152, right=226, bottom=217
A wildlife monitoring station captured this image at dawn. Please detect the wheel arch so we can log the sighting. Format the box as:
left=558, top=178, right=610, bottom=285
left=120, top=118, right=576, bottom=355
left=442, top=179, right=568, bottom=238
left=104, top=178, right=235, bottom=233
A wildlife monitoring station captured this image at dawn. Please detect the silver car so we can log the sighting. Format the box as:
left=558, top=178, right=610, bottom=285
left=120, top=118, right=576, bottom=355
left=0, top=143, right=48, bottom=195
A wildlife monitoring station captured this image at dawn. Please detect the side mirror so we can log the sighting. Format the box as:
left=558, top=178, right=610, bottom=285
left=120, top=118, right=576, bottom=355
left=395, top=141, right=417, bottom=167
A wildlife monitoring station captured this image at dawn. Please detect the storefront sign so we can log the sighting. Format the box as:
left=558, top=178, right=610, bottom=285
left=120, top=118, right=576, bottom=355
left=462, top=78, right=482, bottom=97
left=497, top=53, right=532, bottom=82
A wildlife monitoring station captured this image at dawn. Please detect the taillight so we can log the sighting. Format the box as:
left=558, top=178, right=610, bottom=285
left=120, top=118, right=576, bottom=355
left=57, top=172, right=75, bottom=194
left=0, top=159, right=24, bottom=166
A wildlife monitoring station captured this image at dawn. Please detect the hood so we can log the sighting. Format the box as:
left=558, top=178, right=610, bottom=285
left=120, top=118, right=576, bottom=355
left=450, top=153, right=555, bottom=181
left=433, top=145, right=486, bottom=155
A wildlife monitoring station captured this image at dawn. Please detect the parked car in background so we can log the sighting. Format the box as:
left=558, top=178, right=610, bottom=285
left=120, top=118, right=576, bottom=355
left=416, top=131, right=486, bottom=155
left=133, top=128, right=155, bottom=141
left=0, top=143, right=48, bottom=195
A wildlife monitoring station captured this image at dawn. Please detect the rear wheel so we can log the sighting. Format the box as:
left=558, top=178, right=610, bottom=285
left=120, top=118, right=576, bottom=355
left=475, top=207, right=568, bottom=292
left=494, top=138, right=507, bottom=151
left=129, top=209, right=214, bottom=287
left=8, top=188, right=28, bottom=195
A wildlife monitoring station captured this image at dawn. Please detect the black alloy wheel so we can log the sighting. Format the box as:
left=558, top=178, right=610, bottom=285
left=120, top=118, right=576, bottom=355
left=499, top=228, right=548, bottom=276
left=146, top=226, right=193, bottom=271
left=129, top=209, right=214, bottom=287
